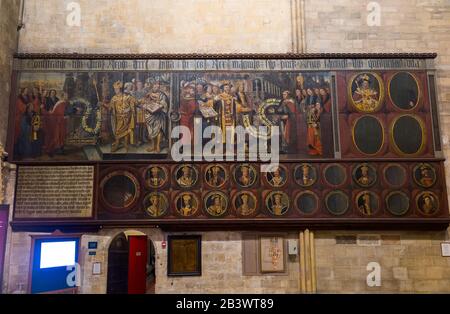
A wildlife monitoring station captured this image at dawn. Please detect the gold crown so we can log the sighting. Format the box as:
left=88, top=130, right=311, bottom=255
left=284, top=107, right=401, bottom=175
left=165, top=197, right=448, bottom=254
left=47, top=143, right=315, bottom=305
left=113, top=81, right=123, bottom=89
left=220, top=80, right=232, bottom=87
left=359, top=74, right=370, bottom=82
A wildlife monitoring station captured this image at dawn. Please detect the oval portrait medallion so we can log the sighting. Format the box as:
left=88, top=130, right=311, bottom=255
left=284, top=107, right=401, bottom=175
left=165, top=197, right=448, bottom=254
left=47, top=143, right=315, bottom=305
left=265, top=191, right=290, bottom=216
left=174, top=165, right=199, bottom=188
left=204, top=191, right=229, bottom=218
left=174, top=192, right=199, bottom=217
left=352, top=116, right=384, bottom=155
left=143, top=192, right=169, bottom=218
left=294, top=163, right=317, bottom=187
left=388, top=72, right=420, bottom=111
left=233, top=191, right=258, bottom=217
left=391, top=115, right=425, bottom=156
left=348, top=72, right=385, bottom=113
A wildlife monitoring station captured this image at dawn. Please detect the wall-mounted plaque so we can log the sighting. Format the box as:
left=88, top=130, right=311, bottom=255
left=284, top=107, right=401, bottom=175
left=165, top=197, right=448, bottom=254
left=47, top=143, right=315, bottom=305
left=168, top=235, right=201, bottom=276
left=15, top=166, right=94, bottom=219
left=260, top=236, right=285, bottom=273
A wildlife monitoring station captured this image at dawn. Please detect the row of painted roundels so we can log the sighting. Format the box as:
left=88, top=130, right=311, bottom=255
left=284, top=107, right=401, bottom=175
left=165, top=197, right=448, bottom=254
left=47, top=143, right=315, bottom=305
left=136, top=162, right=437, bottom=189
left=138, top=189, right=439, bottom=218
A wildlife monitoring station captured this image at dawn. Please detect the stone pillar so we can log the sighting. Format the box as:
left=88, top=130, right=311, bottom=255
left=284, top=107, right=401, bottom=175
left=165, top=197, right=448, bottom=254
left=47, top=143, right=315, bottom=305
left=299, top=229, right=317, bottom=293
left=290, top=0, right=306, bottom=53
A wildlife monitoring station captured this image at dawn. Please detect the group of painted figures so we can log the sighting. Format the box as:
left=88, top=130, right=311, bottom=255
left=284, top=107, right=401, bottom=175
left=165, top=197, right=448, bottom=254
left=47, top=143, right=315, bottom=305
left=132, top=162, right=440, bottom=219
left=178, top=75, right=332, bottom=155
left=14, top=72, right=333, bottom=159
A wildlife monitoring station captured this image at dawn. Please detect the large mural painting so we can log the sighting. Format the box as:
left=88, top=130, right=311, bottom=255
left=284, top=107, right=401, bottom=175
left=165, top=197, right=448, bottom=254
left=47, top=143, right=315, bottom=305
left=7, top=54, right=450, bottom=230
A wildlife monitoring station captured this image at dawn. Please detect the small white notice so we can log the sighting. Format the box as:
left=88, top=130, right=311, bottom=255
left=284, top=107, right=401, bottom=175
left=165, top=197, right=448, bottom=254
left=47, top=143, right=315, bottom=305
left=92, top=262, right=102, bottom=275
left=441, top=242, right=450, bottom=257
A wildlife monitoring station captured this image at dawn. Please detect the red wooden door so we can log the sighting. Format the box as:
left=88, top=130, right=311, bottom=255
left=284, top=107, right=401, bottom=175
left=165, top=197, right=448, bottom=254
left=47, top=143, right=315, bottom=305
left=128, top=235, right=148, bottom=294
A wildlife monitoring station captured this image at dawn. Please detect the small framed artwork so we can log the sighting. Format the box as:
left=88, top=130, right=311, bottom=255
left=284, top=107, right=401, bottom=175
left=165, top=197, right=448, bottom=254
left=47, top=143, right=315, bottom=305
left=260, top=236, right=285, bottom=273
left=168, top=235, right=202, bottom=276
left=441, top=242, right=450, bottom=257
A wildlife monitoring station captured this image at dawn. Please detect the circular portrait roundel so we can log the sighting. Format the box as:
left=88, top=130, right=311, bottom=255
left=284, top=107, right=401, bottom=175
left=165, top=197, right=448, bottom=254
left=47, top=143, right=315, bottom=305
left=204, top=191, right=229, bottom=218
left=295, top=191, right=319, bottom=215
left=265, top=165, right=288, bottom=188
left=386, top=191, right=410, bottom=216
left=388, top=72, right=420, bottom=110
left=348, top=72, right=385, bottom=113
left=174, top=192, right=199, bottom=217
left=233, top=164, right=258, bottom=188
left=265, top=191, right=290, bottom=216
left=324, top=164, right=347, bottom=187
left=143, top=192, right=169, bottom=218
left=233, top=191, right=258, bottom=217
left=294, top=163, right=317, bottom=187
left=144, top=166, right=168, bottom=189
left=416, top=191, right=439, bottom=216
left=325, top=191, right=349, bottom=216
left=101, top=171, right=140, bottom=212
left=204, top=164, right=228, bottom=188
left=413, top=163, right=437, bottom=188
left=383, top=164, right=407, bottom=187
left=174, top=165, right=199, bottom=188
left=356, top=191, right=379, bottom=216
left=352, top=163, right=377, bottom=188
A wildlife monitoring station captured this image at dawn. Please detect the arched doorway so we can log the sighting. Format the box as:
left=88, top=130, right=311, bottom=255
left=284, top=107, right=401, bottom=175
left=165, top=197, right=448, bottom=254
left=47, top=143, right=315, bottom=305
left=107, top=232, right=156, bottom=294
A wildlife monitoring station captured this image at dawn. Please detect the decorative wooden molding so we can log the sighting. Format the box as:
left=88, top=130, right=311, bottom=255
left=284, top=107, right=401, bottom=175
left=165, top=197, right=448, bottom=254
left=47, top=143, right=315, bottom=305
left=0, top=143, right=7, bottom=205
left=14, top=52, right=438, bottom=60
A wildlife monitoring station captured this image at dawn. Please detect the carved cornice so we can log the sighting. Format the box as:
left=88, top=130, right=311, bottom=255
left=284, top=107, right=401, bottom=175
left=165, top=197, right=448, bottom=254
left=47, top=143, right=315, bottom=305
left=14, top=52, right=438, bottom=60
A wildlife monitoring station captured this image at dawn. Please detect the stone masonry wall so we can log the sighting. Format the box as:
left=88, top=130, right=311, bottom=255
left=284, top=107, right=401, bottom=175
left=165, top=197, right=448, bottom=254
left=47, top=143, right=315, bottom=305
left=0, top=0, right=21, bottom=145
